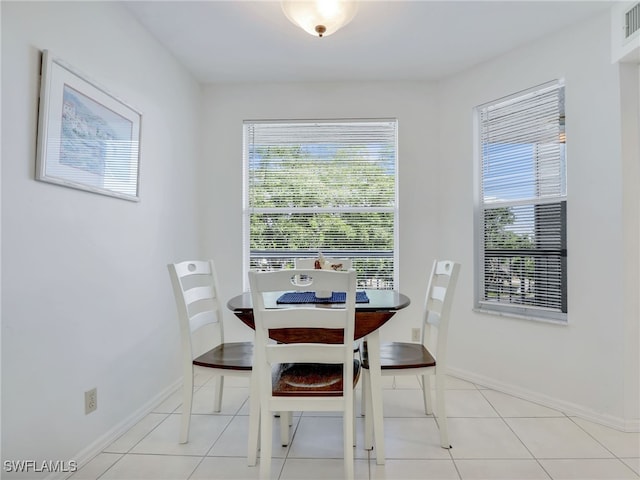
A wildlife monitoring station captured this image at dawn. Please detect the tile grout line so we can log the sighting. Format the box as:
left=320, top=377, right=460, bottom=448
left=184, top=392, right=249, bottom=480
left=564, top=415, right=640, bottom=478
left=477, top=387, right=555, bottom=479
left=449, top=382, right=494, bottom=480
left=88, top=410, right=175, bottom=480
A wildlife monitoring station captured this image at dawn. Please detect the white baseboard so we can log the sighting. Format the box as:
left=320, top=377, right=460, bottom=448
left=46, top=379, right=182, bottom=480
left=447, top=366, right=640, bottom=433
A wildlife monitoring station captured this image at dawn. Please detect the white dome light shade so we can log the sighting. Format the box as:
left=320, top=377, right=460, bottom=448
left=281, top=0, right=358, bottom=37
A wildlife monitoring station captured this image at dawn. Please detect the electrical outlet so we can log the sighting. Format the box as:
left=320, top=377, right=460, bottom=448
left=411, top=328, right=421, bottom=342
left=85, top=388, right=97, bottom=414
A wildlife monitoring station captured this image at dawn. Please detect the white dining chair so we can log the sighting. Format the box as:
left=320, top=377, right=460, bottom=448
left=362, top=259, right=460, bottom=450
left=248, top=268, right=360, bottom=479
left=168, top=260, right=259, bottom=465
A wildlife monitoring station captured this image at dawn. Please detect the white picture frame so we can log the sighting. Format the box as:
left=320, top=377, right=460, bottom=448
left=36, top=50, right=142, bottom=201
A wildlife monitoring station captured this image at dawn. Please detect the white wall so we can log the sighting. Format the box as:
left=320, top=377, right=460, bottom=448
left=1, top=1, right=202, bottom=473
left=200, top=81, right=440, bottom=342
left=438, top=12, right=638, bottom=429
left=620, top=61, right=640, bottom=429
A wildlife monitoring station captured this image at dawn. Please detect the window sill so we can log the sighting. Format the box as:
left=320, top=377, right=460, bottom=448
left=473, top=307, right=568, bottom=326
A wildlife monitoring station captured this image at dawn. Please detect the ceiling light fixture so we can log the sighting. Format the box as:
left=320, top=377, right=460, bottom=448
left=281, top=0, right=358, bottom=38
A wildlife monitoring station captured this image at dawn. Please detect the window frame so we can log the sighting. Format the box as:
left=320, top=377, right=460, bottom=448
left=242, top=118, right=399, bottom=291
left=473, top=81, right=568, bottom=324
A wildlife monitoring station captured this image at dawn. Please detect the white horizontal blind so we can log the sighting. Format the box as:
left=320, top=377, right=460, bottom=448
left=244, top=120, right=397, bottom=289
left=476, top=81, right=567, bottom=321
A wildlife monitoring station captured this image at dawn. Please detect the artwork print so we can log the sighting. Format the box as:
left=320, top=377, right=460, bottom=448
left=60, top=85, right=134, bottom=177
left=36, top=50, right=141, bottom=201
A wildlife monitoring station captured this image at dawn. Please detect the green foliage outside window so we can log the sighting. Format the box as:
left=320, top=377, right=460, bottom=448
left=248, top=143, right=396, bottom=288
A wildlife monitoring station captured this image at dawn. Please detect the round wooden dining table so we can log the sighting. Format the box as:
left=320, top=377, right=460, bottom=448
left=226, top=289, right=410, bottom=343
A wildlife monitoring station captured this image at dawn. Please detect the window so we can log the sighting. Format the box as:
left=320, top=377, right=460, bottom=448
left=474, top=81, right=567, bottom=323
left=243, top=119, right=398, bottom=289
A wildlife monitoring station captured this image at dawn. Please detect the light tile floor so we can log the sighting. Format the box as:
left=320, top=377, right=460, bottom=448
left=69, top=369, right=640, bottom=480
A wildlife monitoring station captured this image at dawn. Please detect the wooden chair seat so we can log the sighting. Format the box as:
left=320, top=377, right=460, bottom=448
left=363, top=342, right=435, bottom=370
left=194, top=341, right=254, bottom=370
left=273, top=360, right=361, bottom=396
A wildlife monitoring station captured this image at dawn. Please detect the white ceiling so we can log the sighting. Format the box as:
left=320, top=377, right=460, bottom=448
left=123, top=1, right=613, bottom=84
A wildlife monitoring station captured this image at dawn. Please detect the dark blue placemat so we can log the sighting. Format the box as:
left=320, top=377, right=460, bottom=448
left=277, top=291, right=369, bottom=304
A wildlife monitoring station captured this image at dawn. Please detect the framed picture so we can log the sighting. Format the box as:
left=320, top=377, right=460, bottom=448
left=36, top=50, right=142, bottom=201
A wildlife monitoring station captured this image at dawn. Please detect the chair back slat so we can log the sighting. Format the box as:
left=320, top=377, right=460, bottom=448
left=260, top=308, right=347, bottom=330
left=173, top=259, right=212, bottom=277
left=426, top=310, right=442, bottom=327
left=430, top=285, right=447, bottom=304
left=183, top=285, right=216, bottom=305
left=189, top=310, right=219, bottom=333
